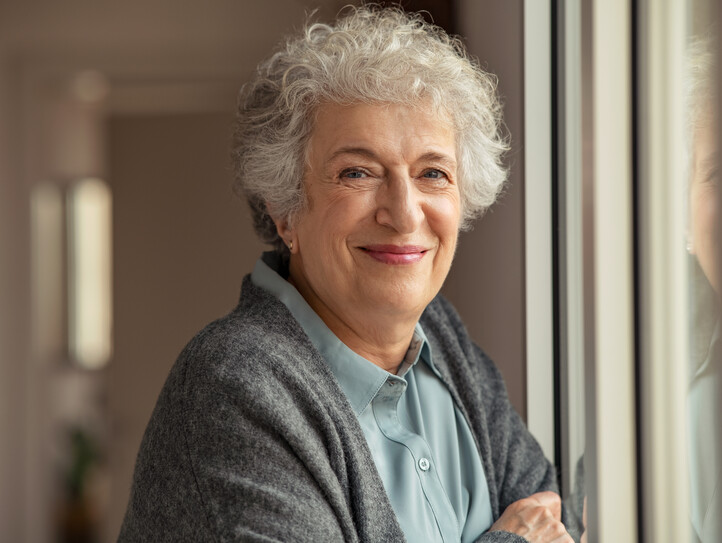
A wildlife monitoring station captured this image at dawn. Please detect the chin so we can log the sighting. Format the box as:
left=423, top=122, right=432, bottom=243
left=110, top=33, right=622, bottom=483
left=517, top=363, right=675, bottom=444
left=373, top=287, right=431, bottom=315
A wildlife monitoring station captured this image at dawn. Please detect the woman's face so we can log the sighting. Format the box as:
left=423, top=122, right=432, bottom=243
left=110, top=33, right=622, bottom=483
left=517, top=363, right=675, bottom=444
left=690, top=116, right=719, bottom=292
left=285, top=102, right=461, bottom=326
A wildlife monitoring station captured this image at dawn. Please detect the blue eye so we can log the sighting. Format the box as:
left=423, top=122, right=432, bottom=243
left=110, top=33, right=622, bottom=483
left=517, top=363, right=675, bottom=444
left=422, top=169, right=445, bottom=179
left=341, top=169, right=367, bottom=179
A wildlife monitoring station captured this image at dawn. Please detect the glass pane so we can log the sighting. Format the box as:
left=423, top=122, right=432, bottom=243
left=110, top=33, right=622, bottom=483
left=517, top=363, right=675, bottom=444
left=685, top=2, right=718, bottom=540
left=636, top=0, right=719, bottom=540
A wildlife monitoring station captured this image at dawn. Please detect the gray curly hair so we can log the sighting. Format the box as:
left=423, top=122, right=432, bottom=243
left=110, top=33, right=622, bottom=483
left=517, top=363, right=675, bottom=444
left=232, top=5, right=509, bottom=252
left=686, top=34, right=716, bottom=137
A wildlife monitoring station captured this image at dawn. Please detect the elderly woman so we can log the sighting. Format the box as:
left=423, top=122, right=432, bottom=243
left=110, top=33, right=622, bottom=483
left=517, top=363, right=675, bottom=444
left=119, top=7, right=577, bottom=543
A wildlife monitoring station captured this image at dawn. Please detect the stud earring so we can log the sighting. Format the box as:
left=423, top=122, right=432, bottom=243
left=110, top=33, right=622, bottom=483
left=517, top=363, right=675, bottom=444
left=288, top=240, right=293, bottom=252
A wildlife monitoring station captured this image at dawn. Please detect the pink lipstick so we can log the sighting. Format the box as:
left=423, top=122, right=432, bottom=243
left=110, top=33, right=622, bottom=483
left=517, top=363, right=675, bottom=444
left=361, top=245, right=427, bottom=264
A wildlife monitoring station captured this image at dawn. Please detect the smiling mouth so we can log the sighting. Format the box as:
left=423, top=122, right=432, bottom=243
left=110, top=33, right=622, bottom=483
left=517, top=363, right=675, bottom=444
left=360, top=245, right=429, bottom=264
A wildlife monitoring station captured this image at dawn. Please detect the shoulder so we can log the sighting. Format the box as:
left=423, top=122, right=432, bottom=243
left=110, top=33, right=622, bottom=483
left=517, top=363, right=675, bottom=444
left=121, top=276, right=360, bottom=541
left=419, top=293, right=469, bottom=356
left=184, top=275, right=307, bottom=366
left=420, top=293, right=505, bottom=389
left=167, top=276, right=340, bottom=416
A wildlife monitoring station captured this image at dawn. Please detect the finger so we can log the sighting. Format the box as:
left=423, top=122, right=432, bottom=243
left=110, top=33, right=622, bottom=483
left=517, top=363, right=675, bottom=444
left=527, top=490, right=563, bottom=519
left=547, top=522, right=575, bottom=543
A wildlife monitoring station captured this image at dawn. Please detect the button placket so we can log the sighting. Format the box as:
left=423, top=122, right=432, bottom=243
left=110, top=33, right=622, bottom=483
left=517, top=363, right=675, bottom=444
left=369, top=371, right=461, bottom=542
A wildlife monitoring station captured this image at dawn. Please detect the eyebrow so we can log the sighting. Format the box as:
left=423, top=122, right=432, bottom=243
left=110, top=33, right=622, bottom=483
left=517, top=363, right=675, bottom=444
left=328, top=146, right=457, bottom=169
left=329, top=147, right=379, bottom=162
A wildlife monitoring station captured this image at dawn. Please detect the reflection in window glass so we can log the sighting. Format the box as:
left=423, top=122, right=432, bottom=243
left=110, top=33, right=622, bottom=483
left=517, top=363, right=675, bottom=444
left=685, top=10, right=719, bottom=541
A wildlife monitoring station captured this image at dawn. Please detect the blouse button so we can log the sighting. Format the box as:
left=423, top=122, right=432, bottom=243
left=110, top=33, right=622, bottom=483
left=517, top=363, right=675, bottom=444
left=418, top=458, right=430, bottom=471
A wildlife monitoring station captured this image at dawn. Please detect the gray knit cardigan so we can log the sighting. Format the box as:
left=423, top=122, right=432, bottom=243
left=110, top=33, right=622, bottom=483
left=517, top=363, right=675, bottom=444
left=118, top=275, right=578, bottom=542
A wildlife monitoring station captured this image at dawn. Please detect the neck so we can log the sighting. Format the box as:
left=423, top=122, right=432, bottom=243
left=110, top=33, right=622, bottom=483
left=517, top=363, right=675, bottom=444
left=327, top=316, right=416, bottom=374
left=288, top=265, right=419, bottom=375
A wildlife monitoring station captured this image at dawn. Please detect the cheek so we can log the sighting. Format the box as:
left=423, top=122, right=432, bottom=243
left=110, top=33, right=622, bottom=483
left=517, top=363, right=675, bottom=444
left=323, top=193, right=377, bottom=233
left=427, top=195, right=462, bottom=240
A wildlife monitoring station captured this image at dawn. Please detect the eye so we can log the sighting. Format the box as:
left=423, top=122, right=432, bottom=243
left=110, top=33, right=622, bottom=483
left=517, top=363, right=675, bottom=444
left=706, top=168, right=719, bottom=186
left=340, top=168, right=368, bottom=180
left=421, top=169, right=447, bottom=180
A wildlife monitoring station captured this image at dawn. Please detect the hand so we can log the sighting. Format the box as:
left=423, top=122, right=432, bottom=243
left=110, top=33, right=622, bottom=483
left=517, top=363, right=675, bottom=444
left=489, top=491, right=573, bottom=543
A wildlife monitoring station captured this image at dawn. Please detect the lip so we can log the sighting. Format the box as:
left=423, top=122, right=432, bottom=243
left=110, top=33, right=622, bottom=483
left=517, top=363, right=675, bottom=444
left=360, top=244, right=428, bottom=265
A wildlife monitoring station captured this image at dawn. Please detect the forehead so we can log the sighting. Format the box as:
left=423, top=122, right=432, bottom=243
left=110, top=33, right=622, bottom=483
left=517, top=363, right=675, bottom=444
left=308, top=101, right=456, bottom=159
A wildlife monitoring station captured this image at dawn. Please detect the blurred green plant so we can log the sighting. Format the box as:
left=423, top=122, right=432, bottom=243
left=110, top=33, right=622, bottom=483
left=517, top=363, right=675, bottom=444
left=64, top=427, right=98, bottom=501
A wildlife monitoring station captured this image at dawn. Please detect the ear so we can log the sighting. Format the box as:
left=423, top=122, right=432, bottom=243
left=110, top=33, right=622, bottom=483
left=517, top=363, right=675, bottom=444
left=266, top=203, right=297, bottom=253
left=685, top=223, right=695, bottom=255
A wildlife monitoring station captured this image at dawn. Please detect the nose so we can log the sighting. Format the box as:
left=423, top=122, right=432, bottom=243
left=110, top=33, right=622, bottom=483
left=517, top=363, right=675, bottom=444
left=375, top=174, right=424, bottom=234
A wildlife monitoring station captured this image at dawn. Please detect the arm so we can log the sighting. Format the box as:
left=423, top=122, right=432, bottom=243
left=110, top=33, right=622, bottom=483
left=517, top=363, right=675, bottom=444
left=423, top=296, right=577, bottom=543
left=118, top=336, right=351, bottom=542
left=563, top=454, right=587, bottom=540
left=484, top=491, right=574, bottom=542
left=472, top=355, right=574, bottom=543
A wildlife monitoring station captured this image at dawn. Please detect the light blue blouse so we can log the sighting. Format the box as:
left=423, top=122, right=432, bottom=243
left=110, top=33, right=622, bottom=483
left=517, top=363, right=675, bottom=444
left=252, top=254, right=493, bottom=542
left=688, top=325, right=720, bottom=542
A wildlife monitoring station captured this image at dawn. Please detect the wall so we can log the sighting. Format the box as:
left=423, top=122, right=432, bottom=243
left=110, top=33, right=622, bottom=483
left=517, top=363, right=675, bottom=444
left=444, top=0, right=527, bottom=417
left=0, top=50, right=31, bottom=543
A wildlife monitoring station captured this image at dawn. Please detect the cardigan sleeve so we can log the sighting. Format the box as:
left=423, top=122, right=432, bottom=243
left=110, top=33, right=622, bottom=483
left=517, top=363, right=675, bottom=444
left=118, top=333, right=351, bottom=543
left=422, top=296, right=581, bottom=543
left=470, top=340, right=584, bottom=542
